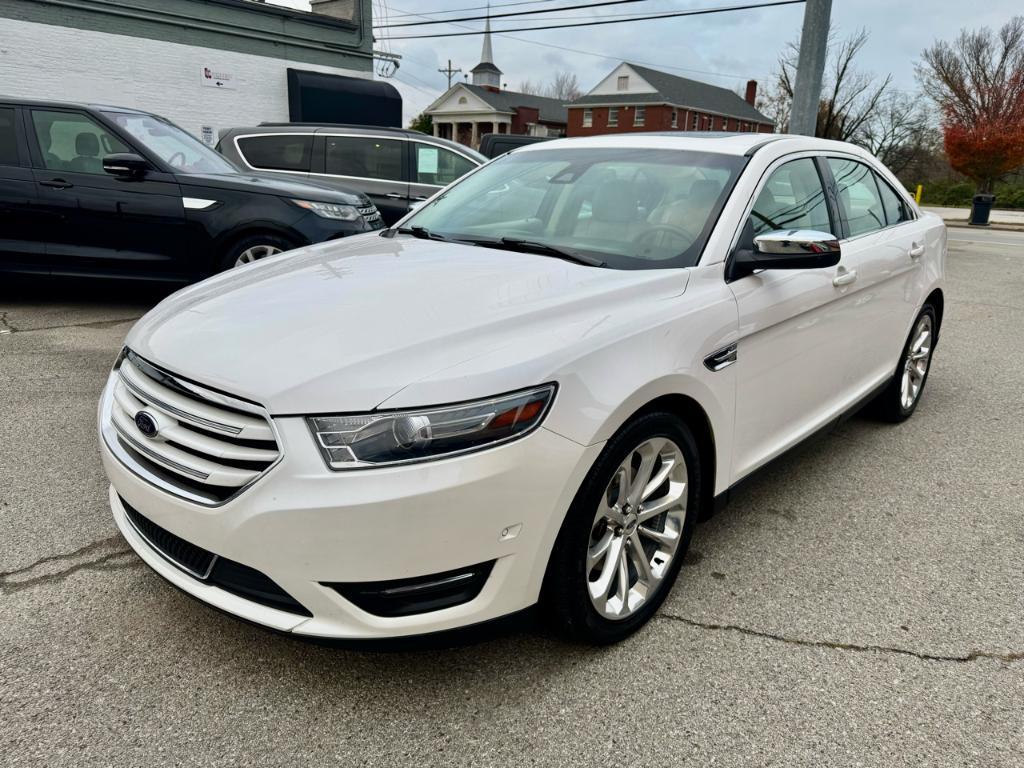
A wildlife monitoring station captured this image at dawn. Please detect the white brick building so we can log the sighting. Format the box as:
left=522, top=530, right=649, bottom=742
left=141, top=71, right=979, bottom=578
left=0, top=0, right=380, bottom=142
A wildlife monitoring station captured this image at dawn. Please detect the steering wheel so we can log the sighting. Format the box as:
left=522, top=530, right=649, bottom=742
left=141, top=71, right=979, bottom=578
left=167, top=151, right=186, bottom=168
left=634, top=223, right=699, bottom=254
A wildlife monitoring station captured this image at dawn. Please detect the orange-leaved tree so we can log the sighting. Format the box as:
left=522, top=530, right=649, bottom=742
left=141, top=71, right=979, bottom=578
left=918, top=17, right=1024, bottom=194
left=943, top=113, right=1024, bottom=193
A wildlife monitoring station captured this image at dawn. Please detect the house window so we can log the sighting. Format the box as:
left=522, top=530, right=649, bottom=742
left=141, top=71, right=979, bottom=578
left=617, top=75, right=629, bottom=91
left=582, top=108, right=592, bottom=127
left=634, top=106, right=645, bottom=127
left=692, top=113, right=699, bottom=130
left=608, top=108, right=619, bottom=127
left=671, top=109, right=678, bottom=128
left=458, top=96, right=468, bottom=104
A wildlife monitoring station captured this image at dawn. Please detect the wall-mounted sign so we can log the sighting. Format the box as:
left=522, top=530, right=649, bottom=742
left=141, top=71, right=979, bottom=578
left=201, top=66, right=235, bottom=89
left=200, top=126, right=216, bottom=147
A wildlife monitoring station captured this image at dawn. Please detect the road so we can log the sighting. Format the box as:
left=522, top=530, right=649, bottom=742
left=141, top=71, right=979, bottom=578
left=2, top=231, right=1023, bottom=766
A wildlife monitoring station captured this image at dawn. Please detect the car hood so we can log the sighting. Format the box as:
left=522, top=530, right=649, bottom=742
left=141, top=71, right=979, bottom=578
left=126, top=235, right=688, bottom=414
left=178, top=172, right=370, bottom=206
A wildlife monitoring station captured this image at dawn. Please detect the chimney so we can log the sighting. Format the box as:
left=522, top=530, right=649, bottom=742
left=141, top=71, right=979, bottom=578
left=744, top=80, right=757, bottom=106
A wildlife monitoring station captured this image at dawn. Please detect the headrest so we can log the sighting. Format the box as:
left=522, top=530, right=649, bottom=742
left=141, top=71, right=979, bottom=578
left=76, top=132, right=100, bottom=157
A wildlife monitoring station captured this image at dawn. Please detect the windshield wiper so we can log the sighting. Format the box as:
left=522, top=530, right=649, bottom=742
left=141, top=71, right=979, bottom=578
left=395, top=225, right=452, bottom=242
left=494, top=238, right=606, bottom=268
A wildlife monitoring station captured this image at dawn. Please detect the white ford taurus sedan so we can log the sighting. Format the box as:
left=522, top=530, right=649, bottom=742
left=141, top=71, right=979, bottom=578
left=98, top=133, right=945, bottom=644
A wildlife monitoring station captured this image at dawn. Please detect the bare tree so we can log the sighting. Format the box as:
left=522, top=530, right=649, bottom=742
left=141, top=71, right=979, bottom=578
left=517, top=71, right=581, bottom=100
left=917, top=16, right=1024, bottom=125
left=760, top=27, right=932, bottom=172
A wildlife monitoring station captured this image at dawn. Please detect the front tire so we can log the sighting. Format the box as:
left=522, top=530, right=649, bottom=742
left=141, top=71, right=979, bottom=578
left=542, top=411, right=701, bottom=644
left=872, top=304, right=937, bottom=422
left=220, top=234, right=295, bottom=271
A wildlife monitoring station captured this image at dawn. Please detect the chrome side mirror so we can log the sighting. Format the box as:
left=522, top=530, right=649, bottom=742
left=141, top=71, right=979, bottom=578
left=753, top=229, right=841, bottom=261
left=728, top=229, right=842, bottom=281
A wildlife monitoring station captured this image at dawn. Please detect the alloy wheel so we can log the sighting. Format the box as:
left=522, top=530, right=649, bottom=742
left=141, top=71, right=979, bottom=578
left=901, top=314, right=933, bottom=410
left=235, top=244, right=282, bottom=267
left=586, top=437, right=688, bottom=620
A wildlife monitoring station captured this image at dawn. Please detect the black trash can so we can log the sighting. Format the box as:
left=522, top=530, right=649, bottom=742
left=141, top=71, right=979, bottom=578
left=970, top=194, right=996, bottom=225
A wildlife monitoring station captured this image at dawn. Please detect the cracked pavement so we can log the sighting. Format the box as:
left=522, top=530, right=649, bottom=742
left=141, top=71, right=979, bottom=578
left=2, top=234, right=1023, bottom=767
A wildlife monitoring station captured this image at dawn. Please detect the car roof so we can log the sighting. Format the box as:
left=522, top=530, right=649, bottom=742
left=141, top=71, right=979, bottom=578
left=512, top=132, right=864, bottom=158
left=0, top=96, right=153, bottom=115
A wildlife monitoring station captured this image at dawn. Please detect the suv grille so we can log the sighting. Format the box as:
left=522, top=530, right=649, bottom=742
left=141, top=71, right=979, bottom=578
left=109, top=350, right=279, bottom=503
left=358, top=203, right=381, bottom=224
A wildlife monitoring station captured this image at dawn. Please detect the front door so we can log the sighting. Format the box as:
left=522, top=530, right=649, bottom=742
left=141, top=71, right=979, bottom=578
left=27, top=108, right=187, bottom=277
left=322, top=134, right=408, bottom=224
left=727, top=155, right=860, bottom=481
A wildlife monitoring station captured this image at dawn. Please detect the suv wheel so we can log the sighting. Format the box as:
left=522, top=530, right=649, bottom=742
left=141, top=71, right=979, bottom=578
left=542, top=411, right=701, bottom=644
left=221, top=234, right=294, bottom=271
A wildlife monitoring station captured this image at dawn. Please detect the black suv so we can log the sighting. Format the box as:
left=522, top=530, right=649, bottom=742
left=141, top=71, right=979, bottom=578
left=217, top=124, right=485, bottom=225
left=0, top=99, right=384, bottom=281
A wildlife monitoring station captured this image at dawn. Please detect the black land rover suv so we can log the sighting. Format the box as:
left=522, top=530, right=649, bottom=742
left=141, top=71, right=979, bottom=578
left=0, top=99, right=383, bottom=281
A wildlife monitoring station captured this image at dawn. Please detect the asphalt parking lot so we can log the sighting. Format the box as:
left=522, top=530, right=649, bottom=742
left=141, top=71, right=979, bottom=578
left=2, top=229, right=1023, bottom=766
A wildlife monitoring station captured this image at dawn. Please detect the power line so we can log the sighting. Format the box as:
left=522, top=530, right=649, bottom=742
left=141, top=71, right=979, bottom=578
left=385, top=3, right=776, bottom=84
left=378, top=0, right=806, bottom=41
left=390, top=0, right=563, bottom=18
left=376, top=0, right=659, bottom=29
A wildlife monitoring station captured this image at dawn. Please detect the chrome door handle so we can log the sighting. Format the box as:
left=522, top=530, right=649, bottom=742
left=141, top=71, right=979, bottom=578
left=832, top=269, right=857, bottom=287
left=908, top=243, right=925, bottom=259
left=384, top=193, right=405, bottom=199
left=412, top=196, right=428, bottom=201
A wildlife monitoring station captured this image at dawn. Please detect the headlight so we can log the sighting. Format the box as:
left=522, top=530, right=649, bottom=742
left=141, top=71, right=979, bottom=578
left=292, top=199, right=361, bottom=221
left=307, top=384, right=556, bottom=470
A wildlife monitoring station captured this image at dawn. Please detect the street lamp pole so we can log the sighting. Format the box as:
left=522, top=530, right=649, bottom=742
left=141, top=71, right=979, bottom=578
left=789, top=0, right=832, bottom=136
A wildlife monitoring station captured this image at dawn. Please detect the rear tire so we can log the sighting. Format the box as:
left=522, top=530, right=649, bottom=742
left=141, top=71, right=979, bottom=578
left=872, top=303, right=937, bottom=422
left=220, top=234, right=295, bottom=271
left=542, top=411, right=701, bottom=644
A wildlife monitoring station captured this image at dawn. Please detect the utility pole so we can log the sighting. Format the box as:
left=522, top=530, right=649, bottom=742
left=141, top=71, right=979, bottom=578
left=789, top=0, right=832, bottom=136
left=438, top=59, right=462, bottom=89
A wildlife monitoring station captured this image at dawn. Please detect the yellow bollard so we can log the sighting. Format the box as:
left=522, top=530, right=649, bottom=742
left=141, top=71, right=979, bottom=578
left=915, top=184, right=923, bottom=203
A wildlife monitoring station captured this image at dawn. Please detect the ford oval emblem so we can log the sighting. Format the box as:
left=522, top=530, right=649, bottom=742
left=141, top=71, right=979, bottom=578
left=134, top=411, right=159, bottom=438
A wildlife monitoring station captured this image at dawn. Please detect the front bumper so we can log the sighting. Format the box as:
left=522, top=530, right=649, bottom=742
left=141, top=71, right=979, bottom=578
left=99, top=377, right=599, bottom=639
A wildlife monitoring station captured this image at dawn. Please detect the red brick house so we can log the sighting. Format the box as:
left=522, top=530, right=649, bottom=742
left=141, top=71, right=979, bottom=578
left=567, top=62, right=774, bottom=137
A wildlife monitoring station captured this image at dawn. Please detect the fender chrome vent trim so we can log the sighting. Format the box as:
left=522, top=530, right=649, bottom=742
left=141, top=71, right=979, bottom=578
left=704, top=344, right=738, bottom=372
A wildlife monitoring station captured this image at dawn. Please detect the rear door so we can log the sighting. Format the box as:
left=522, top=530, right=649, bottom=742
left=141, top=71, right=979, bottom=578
left=0, top=104, right=44, bottom=270
left=26, top=108, right=187, bottom=277
left=823, top=156, right=926, bottom=392
left=727, top=155, right=861, bottom=480
left=409, top=141, right=480, bottom=205
left=321, top=133, right=408, bottom=224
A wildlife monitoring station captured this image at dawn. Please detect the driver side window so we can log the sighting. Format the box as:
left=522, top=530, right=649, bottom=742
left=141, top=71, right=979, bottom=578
left=749, top=158, right=831, bottom=236
left=31, top=110, right=129, bottom=175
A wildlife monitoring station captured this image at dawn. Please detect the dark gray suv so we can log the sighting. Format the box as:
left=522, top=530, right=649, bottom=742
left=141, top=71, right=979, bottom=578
left=217, top=124, right=485, bottom=225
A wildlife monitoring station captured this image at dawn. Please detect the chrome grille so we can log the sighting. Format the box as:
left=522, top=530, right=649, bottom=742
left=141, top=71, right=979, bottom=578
left=358, top=204, right=382, bottom=224
left=106, top=350, right=279, bottom=504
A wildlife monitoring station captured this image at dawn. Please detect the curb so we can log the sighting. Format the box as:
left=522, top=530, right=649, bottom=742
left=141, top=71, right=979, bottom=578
left=939, top=221, right=1024, bottom=233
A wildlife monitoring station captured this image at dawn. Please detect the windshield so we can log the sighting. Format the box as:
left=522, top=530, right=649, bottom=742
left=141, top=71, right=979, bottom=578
left=403, top=147, right=746, bottom=269
left=103, top=112, right=237, bottom=174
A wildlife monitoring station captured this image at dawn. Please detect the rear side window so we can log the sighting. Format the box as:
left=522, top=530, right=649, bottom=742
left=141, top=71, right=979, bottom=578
left=749, top=157, right=831, bottom=236
left=236, top=135, right=312, bottom=172
left=0, top=108, right=19, bottom=166
left=414, top=144, right=476, bottom=186
left=325, top=136, right=403, bottom=181
left=875, top=173, right=911, bottom=225
left=828, top=158, right=886, bottom=237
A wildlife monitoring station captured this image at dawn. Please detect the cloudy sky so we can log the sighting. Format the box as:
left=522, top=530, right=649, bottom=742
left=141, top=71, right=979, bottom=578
left=270, top=0, right=1021, bottom=125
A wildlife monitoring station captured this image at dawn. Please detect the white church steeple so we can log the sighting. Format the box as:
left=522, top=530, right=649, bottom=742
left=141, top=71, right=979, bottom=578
left=471, top=9, right=502, bottom=89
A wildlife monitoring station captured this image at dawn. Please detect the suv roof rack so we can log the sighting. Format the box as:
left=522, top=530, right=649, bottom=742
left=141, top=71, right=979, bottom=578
left=257, top=122, right=422, bottom=135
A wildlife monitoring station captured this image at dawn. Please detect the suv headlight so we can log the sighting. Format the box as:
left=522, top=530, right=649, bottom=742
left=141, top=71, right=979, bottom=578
left=292, top=199, right=361, bottom=221
left=307, top=384, right=556, bottom=470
